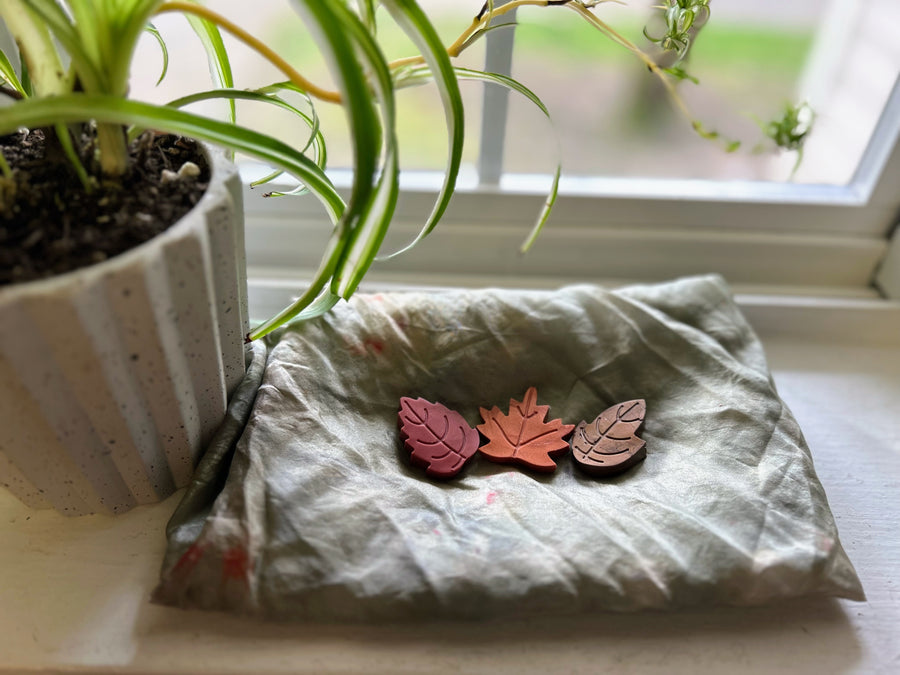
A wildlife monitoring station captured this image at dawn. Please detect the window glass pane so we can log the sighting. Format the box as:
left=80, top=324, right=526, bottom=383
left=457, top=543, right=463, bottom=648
left=129, top=1, right=900, bottom=187
left=502, top=0, right=900, bottom=185
left=129, top=1, right=482, bottom=173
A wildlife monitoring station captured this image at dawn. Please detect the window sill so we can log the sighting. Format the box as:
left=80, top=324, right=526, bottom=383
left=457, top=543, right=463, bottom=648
left=246, top=273, right=900, bottom=347
left=243, top=195, right=891, bottom=304
left=1, top=323, right=898, bottom=673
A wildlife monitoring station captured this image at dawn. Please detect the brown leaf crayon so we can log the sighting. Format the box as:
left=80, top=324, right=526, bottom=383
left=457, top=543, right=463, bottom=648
left=571, top=399, right=647, bottom=476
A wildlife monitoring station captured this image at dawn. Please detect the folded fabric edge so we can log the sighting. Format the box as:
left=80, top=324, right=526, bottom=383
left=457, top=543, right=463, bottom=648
left=152, top=340, right=269, bottom=603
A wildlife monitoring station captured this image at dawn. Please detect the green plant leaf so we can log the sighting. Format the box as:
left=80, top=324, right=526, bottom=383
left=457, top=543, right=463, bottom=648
left=357, top=0, right=377, bottom=33
left=184, top=10, right=236, bottom=124
left=19, top=0, right=163, bottom=174
left=144, top=23, right=170, bottom=86
left=663, top=65, right=698, bottom=85
left=289, top=0, right=379, bottom=219
left=6, top=0, right=72, bottom=95
left=20, top=57, right=33, bottom=97
left=456, top=67, right=558, bottom=252
left=260, top=1, right=386, bottom=335
left=64, top=0, right=103, bottom=73
left=53, top=123, right=92, bottom=192
left=22, top=0, right=161, bottom=96
left=764, top=101, right=814, bottom=152
left=249, top=169, right=284, bottom=189
left=167, top=87, right=314, bottom=141
left=456, top=20, right=515, bottom=54
left=106, top=0, right=164, bottom=96
left=166, top=86, right=329, bottom=195
left=0, top=49, right=27, bottom=95
left=273, top=0, right=398, bottom=340
left=0, top=151, right=11, bottom=179
left=321, top=1, right=399, bottom=301
left=256, top=81, right=327, bottom=167
left=401, top=65, right=561, bottom=253
left=291, top=288, right=342, bottom=321
left=377, top=0, right=463, bottom=261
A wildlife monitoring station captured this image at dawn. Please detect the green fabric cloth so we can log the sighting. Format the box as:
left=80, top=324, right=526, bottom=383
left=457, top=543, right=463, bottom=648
left=154, top=275, right=863, bottom=620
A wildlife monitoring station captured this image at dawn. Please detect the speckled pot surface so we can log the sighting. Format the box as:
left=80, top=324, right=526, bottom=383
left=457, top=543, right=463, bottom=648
left=0, top=148, right=247, bottom=515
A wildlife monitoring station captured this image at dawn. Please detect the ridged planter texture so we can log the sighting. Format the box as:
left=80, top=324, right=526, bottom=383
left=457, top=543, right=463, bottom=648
left=0, top=148, right=247, bottom=515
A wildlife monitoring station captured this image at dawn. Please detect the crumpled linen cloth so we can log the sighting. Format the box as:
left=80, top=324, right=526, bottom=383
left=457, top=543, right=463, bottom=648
left=153, top=275, right=864, bottom=620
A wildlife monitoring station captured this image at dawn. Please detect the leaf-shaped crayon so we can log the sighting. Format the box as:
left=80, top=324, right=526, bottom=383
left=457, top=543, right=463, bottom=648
left=398, top=397, right=479, bottom=479
left=477, top=387, right=574, bottom=473
left=571, top=399, right=647, bottom=477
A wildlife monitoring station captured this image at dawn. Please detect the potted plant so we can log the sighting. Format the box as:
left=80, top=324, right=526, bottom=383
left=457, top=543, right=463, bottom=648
left=0, top=0, right=809, bottom=515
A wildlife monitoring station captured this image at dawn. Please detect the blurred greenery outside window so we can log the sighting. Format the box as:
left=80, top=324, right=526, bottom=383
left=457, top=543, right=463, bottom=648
left=129, top=1, right=900, bottom=190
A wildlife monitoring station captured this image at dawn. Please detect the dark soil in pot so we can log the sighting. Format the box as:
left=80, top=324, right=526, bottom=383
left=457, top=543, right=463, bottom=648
left=0, top=130, right=210, bottom=286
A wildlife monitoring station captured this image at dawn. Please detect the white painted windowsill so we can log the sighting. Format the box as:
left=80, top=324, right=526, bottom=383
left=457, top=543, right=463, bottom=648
left=1, top=291, right=898, bottom=674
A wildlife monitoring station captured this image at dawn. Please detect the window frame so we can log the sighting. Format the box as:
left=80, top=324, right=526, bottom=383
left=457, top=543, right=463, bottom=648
left=243, top=74, right=900, bottom=307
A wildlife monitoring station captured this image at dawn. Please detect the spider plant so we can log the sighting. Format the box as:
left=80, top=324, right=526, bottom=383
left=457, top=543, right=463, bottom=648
left=0, top=0, right=791, bottom=341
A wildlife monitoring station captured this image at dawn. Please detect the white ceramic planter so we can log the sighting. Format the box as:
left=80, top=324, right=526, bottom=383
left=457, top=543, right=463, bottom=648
left=0, top=147, right=247, bottom=515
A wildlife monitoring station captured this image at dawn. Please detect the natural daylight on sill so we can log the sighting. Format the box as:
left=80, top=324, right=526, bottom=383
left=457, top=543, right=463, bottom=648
left=239, top=155, right=900, bottom=342
left=244, top=272, right=900, bottom=348
left=238, top=156, right=895, bottom=308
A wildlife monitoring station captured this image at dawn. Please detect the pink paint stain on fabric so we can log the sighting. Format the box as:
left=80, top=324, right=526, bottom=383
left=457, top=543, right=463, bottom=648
left=345, top=336, right=387, bottom=356
left=172, top=542, right=206, bottom=576
left=363, top=337, right=385, bottom=355
left=486, top=491, right=498, bottom=505
left=222, top=546, right=251, bottom=583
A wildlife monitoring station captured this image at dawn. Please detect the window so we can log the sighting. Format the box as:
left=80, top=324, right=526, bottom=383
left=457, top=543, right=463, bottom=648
left=126, top=1, right=900, bottom=318
left=495, top=0, right=900, bottom=186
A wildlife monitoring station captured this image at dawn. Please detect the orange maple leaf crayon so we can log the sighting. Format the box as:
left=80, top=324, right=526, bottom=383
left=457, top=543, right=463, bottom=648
left=477, top=387, right=574, bottom=472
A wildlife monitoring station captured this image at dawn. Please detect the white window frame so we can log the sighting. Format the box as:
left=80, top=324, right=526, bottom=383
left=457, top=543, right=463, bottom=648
left=244, top=71, right=900, bottom=312
left=244, top=1, right=900, bottom=311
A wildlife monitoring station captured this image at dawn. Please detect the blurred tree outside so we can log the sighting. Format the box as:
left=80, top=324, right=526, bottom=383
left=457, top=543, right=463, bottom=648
left=503, top=0, right=816, bottom=181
